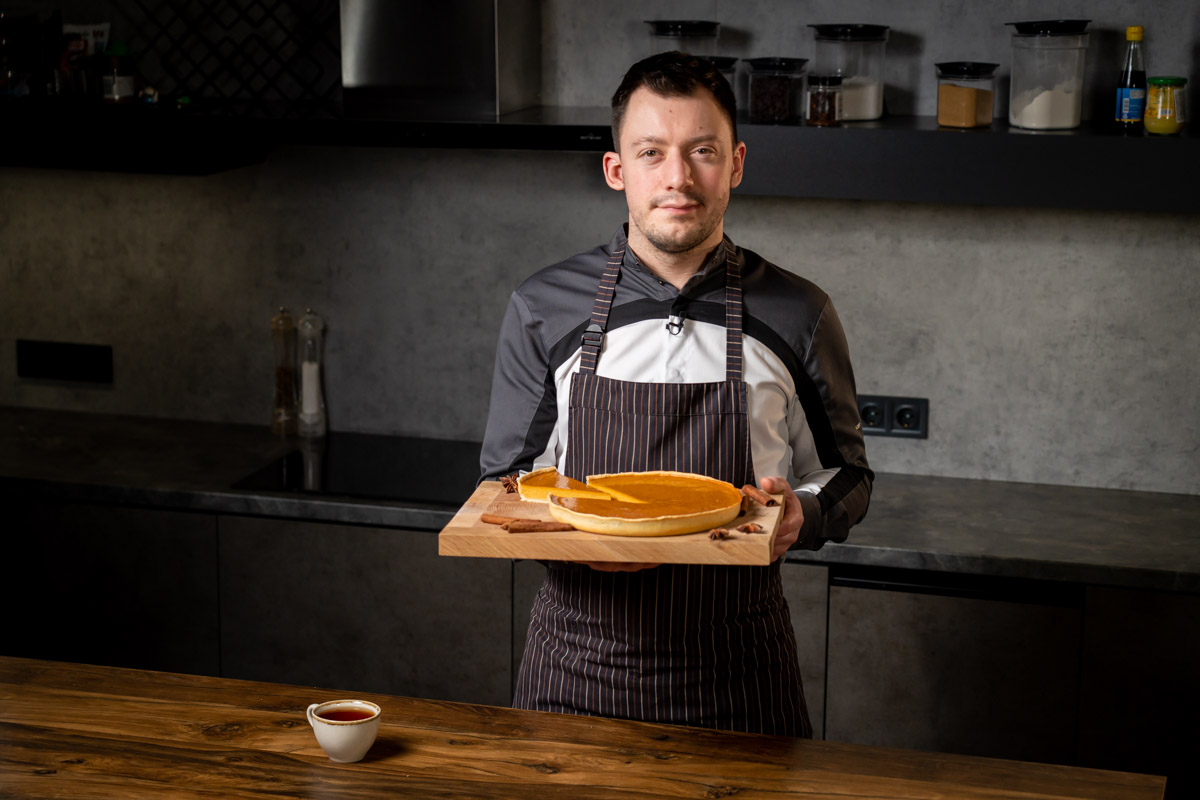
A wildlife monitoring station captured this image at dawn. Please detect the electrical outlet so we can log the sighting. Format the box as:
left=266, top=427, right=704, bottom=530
left=16, top=339, right=114, bottom=384
left=856, top=395, right=928, bottom=439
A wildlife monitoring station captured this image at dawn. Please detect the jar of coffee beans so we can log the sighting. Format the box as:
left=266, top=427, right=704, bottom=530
left=745, top=57, right=808, bottom=123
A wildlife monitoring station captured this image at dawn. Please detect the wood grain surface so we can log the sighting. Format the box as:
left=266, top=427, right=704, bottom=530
left=0, top=657, right=1166, bottom=799
left=438, top=481, right=781, bottom=565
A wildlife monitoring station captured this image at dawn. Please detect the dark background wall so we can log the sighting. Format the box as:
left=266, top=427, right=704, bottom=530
left=2, top=0, right=1198, bottom=494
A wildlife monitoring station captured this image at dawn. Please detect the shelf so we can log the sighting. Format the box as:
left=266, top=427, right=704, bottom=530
left=4, top=100, right=1196, bottom=212
left=735, top=115, right=1199, bottom=213
left=305, top=107, right=1199, bottom=213
left=2, top=100, right=270, bottom=176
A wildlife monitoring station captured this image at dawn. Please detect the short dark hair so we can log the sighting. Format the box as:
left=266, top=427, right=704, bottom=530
left=610, top=51, right=738, bottom=149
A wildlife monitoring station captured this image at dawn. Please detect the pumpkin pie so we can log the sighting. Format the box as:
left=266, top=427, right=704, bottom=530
left=517, top=467, right=611, bottom=502
left=547, top=470, right=743, bottom=537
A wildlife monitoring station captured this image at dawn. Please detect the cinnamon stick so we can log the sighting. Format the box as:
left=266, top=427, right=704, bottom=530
left=503, top=520, right=575, bottom=533
left=738, top=495, right=750, bottom=517
left=741, top=485, right=778, bottom=507
left=481, top=513, right=519, bottom=526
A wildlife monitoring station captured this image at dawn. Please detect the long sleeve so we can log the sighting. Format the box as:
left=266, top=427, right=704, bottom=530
left=479, top=291, right=557, bottom=482
left=790, top=297, right=874, bottom=551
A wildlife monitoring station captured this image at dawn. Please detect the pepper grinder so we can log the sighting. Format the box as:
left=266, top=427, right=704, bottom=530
left=270, top=307, right=297, bottom=436
left=297, top=308, right=327, bottom=438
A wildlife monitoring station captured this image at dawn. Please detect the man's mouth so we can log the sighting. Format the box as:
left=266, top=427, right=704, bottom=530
left=656, top=200, right=701, bottom=213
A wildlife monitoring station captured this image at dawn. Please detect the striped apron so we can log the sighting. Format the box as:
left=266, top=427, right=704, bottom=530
left=512, top=241, right=812, bottom=737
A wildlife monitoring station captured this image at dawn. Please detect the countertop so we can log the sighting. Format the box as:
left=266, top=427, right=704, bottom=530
left=0, top=656, right=1166, bottom=799
left=3, top=406, right=1198, bottom=593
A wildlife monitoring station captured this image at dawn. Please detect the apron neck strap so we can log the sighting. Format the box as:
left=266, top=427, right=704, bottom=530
left=723, top=240, right=745, bottom=383
left=578, top=240, right=745, bottom=381
left=578, top=245, right=624, bottom=374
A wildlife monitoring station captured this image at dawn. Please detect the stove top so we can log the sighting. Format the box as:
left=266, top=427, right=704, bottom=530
left=232, top=432, right=482, bottom=507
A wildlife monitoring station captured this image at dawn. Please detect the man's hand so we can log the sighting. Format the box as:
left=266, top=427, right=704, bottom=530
left=760, top=476, right=802, bottom=561
left=576, top=562, right=661, bottom=572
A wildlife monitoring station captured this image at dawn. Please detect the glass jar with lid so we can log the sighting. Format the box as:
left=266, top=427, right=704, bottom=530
left=806, top=75, right=842, bottom=126
left=809, top=24, right=889, bottom=120
left=1145, top=76, right=1187, bottom=135
left=935, top=62, right=998, bottom=128
left=745, top=57, right=807, bottom=124
left=645, top=20, right=720, bottom=57
left=706, top=55, right=742, bottom=109
left=1006, top=19, right=1090, bottom=130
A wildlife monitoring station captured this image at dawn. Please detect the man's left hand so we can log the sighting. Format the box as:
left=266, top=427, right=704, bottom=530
left=759, top=476, right=802, bottom=561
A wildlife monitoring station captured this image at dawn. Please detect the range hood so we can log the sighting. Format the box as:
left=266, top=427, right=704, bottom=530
left=339, top=0, right=541, bottom=121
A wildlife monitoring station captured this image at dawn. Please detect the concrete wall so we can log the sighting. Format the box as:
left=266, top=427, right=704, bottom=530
left=2, top=0, right=1198, bottom=495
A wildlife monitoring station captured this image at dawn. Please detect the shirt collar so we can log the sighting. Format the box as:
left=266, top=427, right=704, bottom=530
left=611, top=224, right=733, bottom=291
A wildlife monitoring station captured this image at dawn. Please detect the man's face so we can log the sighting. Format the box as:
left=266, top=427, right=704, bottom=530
left=604, top=87, right=745, bottom=260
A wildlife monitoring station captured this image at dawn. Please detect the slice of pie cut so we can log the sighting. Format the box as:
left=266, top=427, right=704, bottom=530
left=517, top=467, right=612, bottom=503
left=547, top=470, right=743, bottom=537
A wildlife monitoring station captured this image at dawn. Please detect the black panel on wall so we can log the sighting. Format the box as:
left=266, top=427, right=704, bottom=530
left=108, top=0, right=341, bottom=117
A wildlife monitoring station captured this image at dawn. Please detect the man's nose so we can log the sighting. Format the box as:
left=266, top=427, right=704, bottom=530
left=662, top=150, right=693, bottom=191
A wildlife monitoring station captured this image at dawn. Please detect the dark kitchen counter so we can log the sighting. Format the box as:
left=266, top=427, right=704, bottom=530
left=2, top=405, right=1198, bottom=593
left=0, top=406, right=476, bottom=531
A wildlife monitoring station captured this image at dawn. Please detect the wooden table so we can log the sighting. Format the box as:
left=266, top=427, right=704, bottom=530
left=0, top=657, right=1165, bottom=799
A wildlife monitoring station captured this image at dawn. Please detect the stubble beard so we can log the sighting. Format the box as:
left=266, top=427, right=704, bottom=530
left=634, top=196, right=727, bottom=257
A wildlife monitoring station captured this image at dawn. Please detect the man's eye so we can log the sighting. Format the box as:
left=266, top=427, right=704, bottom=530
left=641, top=149, right=659, bottom=158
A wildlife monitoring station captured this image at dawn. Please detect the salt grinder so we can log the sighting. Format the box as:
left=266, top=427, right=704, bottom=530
left=297, top=308, right=327, bottom=438
left=270, top=307, right=297, bottom=436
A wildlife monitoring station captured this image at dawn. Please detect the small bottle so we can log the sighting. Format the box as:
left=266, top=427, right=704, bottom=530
left=270, top=307, right=297, bottom=436
left=101, top=40, right=138, bottom=103
left=806, top=75, right=842, bottom=126
left=1114, top=26, right=1147, bottom=134
left=297, top=308, right=327, bottom=438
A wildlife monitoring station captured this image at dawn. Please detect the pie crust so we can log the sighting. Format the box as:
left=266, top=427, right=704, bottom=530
left=547, top=470, right=743, bottom=536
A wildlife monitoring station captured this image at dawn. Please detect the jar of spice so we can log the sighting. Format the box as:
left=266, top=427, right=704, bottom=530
left=935, top=62, right=998, bottom=128
left=745, top=57, right=807, bottom=124
left=806, top=74, right=842, bottom=126
left=809, top=24, right=889, bottom=120
left=1145, top=76, right=1187, bottom=135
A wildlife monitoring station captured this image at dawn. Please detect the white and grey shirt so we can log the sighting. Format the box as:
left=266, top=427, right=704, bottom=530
left=480, top=226, right=873, bottom=550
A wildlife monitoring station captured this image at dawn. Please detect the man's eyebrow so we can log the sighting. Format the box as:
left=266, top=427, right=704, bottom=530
left=629, top=134, right=722, bottom=148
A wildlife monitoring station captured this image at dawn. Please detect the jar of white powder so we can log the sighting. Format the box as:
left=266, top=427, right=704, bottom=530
left=1007, top=19, right=1091, bottom=130
left=809, top=24, right=889, bottom=121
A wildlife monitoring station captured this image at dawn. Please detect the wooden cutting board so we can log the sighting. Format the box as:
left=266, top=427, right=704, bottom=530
left=438, top=480, right=783, bottom=565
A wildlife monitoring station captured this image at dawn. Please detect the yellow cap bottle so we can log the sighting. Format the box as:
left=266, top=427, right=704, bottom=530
left=1126, top=26, right=1144, bottom=41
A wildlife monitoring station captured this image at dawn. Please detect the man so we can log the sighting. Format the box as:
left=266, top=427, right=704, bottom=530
left=480, top=52, right=872, bottom=737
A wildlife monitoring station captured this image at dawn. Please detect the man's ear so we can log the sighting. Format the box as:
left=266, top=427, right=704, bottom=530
left=730, top=141, right=746, bottom=190
left=603, top=150, right=624, bottom=191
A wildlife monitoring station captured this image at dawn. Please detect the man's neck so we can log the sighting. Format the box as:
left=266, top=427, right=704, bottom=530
left=626, top=228, right=724, bottom=291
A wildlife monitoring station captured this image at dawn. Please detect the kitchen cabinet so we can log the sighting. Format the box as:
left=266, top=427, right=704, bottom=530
left=0, top=500, right=220, bottom=676
left=824, top=567, right=1083, bottom=765
left=217, top=516, right=512, bottom=706
left=1078, top=587, right=1200, bottom=800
